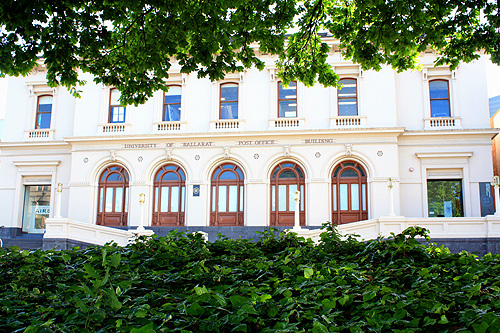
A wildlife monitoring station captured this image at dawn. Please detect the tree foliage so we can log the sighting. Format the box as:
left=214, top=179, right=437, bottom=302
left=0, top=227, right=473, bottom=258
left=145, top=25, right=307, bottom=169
left=0, top=0, right=499, bottom=105
left=2, top=226, right=500, bottom=332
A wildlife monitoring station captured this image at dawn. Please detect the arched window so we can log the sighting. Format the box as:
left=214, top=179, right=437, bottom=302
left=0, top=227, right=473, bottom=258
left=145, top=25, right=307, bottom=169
left=338, top=78, right=357, bottom=116
left=220, top=83, right=239, bottom=119
left=164, top=85, right=182, bottom=121
left=97, top=165, right=129, bottom=226
left=210, top=163, right=244, bottom=226
left=270, top=162, right=305, bottom=226
left=429, top=80, right=450, bottom=117
left=152, top=164, right=186, bottom=226
left=332, top=160, right=368, bottom=224
left=36, top=95, right=53, bottom=129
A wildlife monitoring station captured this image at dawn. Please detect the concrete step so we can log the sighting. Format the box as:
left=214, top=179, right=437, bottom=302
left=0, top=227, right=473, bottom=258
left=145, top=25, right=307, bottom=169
left=1, top=234, right=44, bottom=250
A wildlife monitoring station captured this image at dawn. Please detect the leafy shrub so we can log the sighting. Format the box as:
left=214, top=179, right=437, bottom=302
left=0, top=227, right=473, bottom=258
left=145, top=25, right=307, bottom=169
left=1, top=225, right=500, bottom=332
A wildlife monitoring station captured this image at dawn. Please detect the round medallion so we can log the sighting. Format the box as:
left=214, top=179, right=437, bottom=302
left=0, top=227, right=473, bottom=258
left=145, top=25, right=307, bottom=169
left=377, top=151, right=383, bottom=157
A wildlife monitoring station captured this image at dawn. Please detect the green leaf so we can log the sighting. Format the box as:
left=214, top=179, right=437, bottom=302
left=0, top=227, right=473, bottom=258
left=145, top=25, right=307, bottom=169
left=83, top=263, right=100, bottom=279
left=130, top=323, right=154, bottom=333
left=438, top=315, right=449, bottom=325
left=194, top=285, right=209, bottom=295
left=473, top=321, right=489, bottom=333
left=230, top=295, right=248, bottom=307
left=312, top=321, right=329, bottom=333
left=232, top=324, right=247, bottom=332
left=186, top=302, right=205, bottom=316
left=304, top=267, right=314, bottom=279
left=213, top=294, right=227, bottom=306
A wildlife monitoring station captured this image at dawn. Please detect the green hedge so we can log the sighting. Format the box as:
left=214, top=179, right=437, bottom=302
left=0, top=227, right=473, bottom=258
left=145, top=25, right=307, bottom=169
left=1, top=225, right=500, bottom=332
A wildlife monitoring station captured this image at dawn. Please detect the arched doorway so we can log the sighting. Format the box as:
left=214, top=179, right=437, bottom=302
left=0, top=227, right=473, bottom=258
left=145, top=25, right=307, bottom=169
left=332, top=160, right=368, bottom=224
left=97, top=165, right=129, bottom=226
left=152, top=164, right=186, bottom=226
left=210, top=163, right=244, bottom=226
left=270, top=162, right=305, bottom=226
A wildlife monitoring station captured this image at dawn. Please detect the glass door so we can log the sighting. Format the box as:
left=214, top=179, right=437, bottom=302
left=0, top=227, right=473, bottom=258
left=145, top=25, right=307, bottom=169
left=22, top=185, right=51, bottom=233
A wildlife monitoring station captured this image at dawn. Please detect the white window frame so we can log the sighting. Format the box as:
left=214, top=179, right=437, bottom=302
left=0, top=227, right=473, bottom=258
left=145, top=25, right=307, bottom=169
left=422, top=66, right=461, bottom=129
left=152, top=73, right=188, bottom=132
left=98, top=86, right=131, bottom=134
left=25, top=83, right=57, bottom=140
left=268, top=68, right=305, bottom=129
left=210, top=72, right=246, bottom=131
left=329, top=65, right=366, bottom=128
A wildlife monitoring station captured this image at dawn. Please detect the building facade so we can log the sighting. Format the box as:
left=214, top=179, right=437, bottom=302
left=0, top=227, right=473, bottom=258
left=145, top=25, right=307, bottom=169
left=0, top=39, right=497, bottom=239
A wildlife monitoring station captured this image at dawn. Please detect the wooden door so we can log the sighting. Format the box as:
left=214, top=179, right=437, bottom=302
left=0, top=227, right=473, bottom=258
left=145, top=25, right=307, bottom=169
left=210, top=164, right=244, bottom=226
left=97, top=165, right=129, bottom=226
left=152, top=165, right=186, bottom=226
left=270, top=162, right=305, bottom=226
left=332, top=161, right=368, bottom=224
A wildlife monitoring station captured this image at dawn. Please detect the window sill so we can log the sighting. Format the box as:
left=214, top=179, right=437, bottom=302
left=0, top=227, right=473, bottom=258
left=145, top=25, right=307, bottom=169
left=24, top=129, right=54, bottom=141
left=269, top=117, right=305, bottom=129
left=98, top=123, right=131, bottom=134
left=153, top=121, right=186, bottom=132
left=330, top=115, right=366, bottom=128
left=424, top=117, right=461, bottom=129
left=210, top=119, right=245, bottom=131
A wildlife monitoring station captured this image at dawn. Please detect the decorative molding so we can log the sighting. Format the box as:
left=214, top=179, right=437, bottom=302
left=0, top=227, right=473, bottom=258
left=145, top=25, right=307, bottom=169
left=165, top=148, right=173, bottom=160
left=248, top=179, right=264, bottom=183
left=13, top=160, right=61, bottom=167
left=416, top=152, right=473, bottom=159
left=131, top=181, right=147, bottom=186
left=223, top=146, right=231, bottom=159
left=310, top=178, right=326, bottom=182
left=345, top=144, right=352, bottom=156
left=283, top=145, right=290, bottom=157
left=189, top=180, right=205, bottom=185
left=373, top=177, right=399, bottom=182
left=68, top=182, right=92, bottom=187
left=109, top=150, right=117, bottom=162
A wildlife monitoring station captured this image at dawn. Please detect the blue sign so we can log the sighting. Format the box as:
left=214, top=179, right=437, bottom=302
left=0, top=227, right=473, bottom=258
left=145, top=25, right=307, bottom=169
left=193, top=185, right=200, bottom=197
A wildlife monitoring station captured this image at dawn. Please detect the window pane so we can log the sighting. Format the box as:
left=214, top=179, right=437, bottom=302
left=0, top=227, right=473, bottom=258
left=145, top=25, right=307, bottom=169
left=105, top=188, right=113, bottom=212
left=351, top=184, right=359, bottom=210
left=115, top=188, right=123, bottom=212
left=165, top=86, right=181, bottom=103
left=429, top=81, right=449, bottom=99
left=100, top=188, right=104, bottom=212
left=171, top=187, right=179, bottom=212
left=338, top=99, right=357, bottom=116
left=278, top=101, right=297, bottom=118
left=161, top=187, right=169, bottom=212
left=333, top=184, right=337, bottom=211
left=107, top=173, right=123, bottom=182
left=300, top=185, right=304, bottom=211
left=340, top=184, right=348, bottom=210
left=228, top=185, right=237, bottom=212
left=340, top=169, right=358, bottom=178
left=164, top=104, right=181, bottom=121
left=111, top=106, right=125, bottom=123
left=221, top=102, right=238, bottom=119
left=278, top=81, right=297, bottom=99
left=220, top=171, right=237, bottom=180
left=338, top=79, right=357, bottom=97
left=124, top=188, right=128, bottom=212
left=22, top=185, right=51, bottom=232
left=272, top=186, right=276, bottom=211
left=289, top=184, right=298, bottom=211
left=221, top=84, right=238, bottom=102
left=240, top=186, right=243, bottom=212
left=181, top=187, right=185, bottom=212
left=212, top=186, right=216, bottom=212
left=110, top=89, right=121, bottom=105
left=37, top=113, right=51, bottom=129
left=362, top=184, right=366, bottom=210
left=154, top=187, right=159, bottom=212
left=163, top=172, right=179, bottom=181
left=278, top=185, right=287, bottom=211
left=218, top=185, right=227, bottom=212
left=279, top=170, right=297, bottom=179
left=430, top=100, right=450, bottom=117
left=427, top=180, right=463, bottom=217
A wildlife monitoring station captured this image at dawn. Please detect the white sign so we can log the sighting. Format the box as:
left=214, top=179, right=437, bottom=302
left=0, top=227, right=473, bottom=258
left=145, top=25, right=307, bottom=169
left=34, top=206, right=50, bottom=215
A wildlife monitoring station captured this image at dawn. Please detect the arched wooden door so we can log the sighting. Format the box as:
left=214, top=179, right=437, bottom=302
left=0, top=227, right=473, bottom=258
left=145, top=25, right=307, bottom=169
left=270, top=162, right=305, bottom=226
left=97, top=165, right=129, bottom=226
left=210, top=163, right=244, bottom=226
left=152, top=164, right=186, bottom=226
left=332, top=161, right=368, bottom=224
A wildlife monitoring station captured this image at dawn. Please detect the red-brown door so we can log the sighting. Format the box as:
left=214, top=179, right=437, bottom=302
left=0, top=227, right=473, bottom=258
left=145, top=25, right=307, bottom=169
left=97, top=165, right=129, bottom=226
left=152, top=164, right=186, bottom=226
left=270, top=162, right=305, bottom=226
left=210, top=163, right=244, bottom=226
left=332, top=161, right=368, bottom=224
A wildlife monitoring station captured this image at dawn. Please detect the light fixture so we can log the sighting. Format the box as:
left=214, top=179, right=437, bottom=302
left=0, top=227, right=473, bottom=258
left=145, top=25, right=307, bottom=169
left=387, top=177, right=393, bottom=189
left=57, top=183, right=63, bottom=193
left=139, top=193, right=145, bottom=204
left=494, top=176, right=500, bottom=187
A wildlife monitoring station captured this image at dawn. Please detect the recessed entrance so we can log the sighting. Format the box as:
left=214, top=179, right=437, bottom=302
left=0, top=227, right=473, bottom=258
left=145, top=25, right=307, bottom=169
left=97, top=165, right=129, bottom=226
left=332, top=160, right=368, bottom=224
left=270, top=162, right=305, bottom=226
left=152, top=164, right=186, bottom=226
left=210, top=163, right=245, bottom=226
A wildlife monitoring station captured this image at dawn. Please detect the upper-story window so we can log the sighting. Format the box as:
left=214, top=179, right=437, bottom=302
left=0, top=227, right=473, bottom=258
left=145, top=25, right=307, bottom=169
left=278, top=81, right=297, bottom=118
left=109, top=89, right=126, bottom=123
left=164, top=85, right=182, bottom=121
left=429, top=80, right=450, bottom=117
left=220, top=83, right=239, bottom=119
left=338, top=78, right=357, bottom=116
left=36, top=95, right=53, bottom=129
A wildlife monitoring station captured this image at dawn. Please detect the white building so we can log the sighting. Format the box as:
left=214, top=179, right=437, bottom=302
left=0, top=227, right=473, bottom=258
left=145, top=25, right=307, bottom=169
left=0, top=39, right=498, bottom=249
